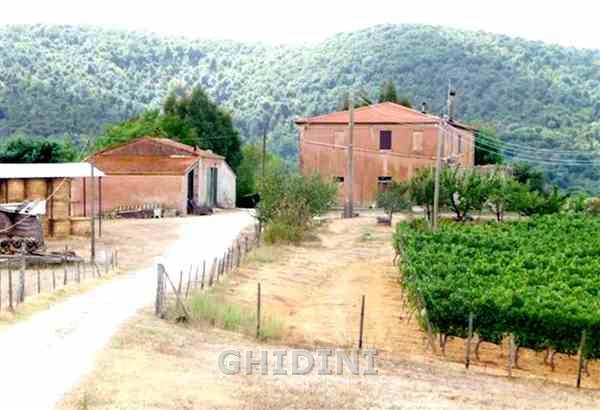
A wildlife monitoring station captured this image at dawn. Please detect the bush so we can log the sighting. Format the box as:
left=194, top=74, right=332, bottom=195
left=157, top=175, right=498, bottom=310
left=258, top=170, right=336, bottom=244
left=376, top=181, right=410, bottom=221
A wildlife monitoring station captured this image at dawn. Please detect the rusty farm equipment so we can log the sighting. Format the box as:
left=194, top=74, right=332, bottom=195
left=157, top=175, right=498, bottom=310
left=0, top=201, right=46, bottom=255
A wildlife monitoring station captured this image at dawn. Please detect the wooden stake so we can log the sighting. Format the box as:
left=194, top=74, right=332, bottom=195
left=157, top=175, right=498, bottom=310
left=508, top=333, right=514, bottom=377
left=466, top=312, right=474, bottom=369
left=256, top=282, right=262, bottom=340
left=358, top=295, right=366, bottom=350
left=163, top=268, right=190, bottom=321
left=18, top=255, right=26, bottom=303
left=201, top=261, right=206, bottom=290
left=577, top=329, right=587, bottom=389
left=8, top=265, right=13, bottom=312
left=155, top=264, right=164, bottom=317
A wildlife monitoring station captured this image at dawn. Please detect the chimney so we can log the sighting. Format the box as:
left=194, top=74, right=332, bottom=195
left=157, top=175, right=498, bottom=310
left=421, top=102, right=428, bottom=114
left=447, top=85, right=456, bottom=122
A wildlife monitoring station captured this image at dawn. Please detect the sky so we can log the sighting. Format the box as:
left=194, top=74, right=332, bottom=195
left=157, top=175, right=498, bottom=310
left=1, top=0, right=599, bottom=50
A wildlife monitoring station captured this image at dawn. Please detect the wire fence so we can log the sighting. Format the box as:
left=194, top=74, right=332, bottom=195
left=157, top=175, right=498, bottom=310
left=0, top=249, right=119, bottom=313
left=155, top=225, right=260, bottom=320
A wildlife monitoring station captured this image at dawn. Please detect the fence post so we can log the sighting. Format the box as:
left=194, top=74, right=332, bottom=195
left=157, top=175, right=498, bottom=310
left=37, top=267, right=41, bottom=293
left=194, top=265, right=199, bottom=289
left=63, top=254, right=68, bottom=286
left=201, top=260, right=206, bottom=290
left=256, top=282, right=261, bottom=340
left=77, top=262, right=81, bottom=284
left=163, top=267, right=190, bottom=321
left=8, top=264, right=14, bottom=312
left=177, top=270, right=183, bottom=294
left=209, top=258, right=216, bottom=287
left=508, top=333, right=514, bottom=377
left=18, top=255, right=26, bottom=304
left=358, top=295, right=366, bottom=350
left=155, top=264, right=165, bottom=317
left=465, top=312, right=474, bottom=369
left=577, top=329, right=587, bottom=389
left=52, top=265, right=56, bottom=290
left=185, top=266, right=192, bottom=299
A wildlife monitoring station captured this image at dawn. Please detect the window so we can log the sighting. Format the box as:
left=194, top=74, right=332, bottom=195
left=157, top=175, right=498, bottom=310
left=379, top=130, right=392, bottom=150
left=458, top=134, right=463, bottom=153
left=412, top=131, right=424, bottom=152
left=377, top=176, right=392, bottom=193
left=334, top=176, right=344, bottom=183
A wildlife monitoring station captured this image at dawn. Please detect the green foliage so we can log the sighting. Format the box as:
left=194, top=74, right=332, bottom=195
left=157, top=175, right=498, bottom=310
left=408, top=167, right=436, bottom=221
left=0, top=135, right=79, bottom=163
left=258, top=170, right=336, bottom=244
left=236, top=143, right=285, bottom=199
left=376, top=182, right=410, bottom=219
left=512, top=162, right=546, bottom=192
left=442, top=167, right=491, bottom=221
left=485, top=171, right=521, bottom=221
left=95, top=87, right=242, bottom=169
left=475, top=128, right=503, bottom=165
left=2, top=24, right=600, bottom=191
left=509, top=184, right=569, bottom=216
left=395, top=215, right=600, bottom=358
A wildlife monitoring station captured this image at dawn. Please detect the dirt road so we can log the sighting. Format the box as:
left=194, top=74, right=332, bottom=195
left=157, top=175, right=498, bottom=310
left=0, top=210, right=255, bottom=410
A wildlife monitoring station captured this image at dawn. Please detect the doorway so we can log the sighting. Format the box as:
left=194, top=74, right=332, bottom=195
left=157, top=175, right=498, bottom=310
left=187, top=169, right=195, bottom=213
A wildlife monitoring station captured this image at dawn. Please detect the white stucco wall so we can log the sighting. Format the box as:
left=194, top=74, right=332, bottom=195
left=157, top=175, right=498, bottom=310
left=217, top=161, right=236, bottom=209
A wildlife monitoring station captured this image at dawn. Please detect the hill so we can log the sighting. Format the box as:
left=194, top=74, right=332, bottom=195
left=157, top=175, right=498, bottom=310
left=1, top=24, right=599, bottom=190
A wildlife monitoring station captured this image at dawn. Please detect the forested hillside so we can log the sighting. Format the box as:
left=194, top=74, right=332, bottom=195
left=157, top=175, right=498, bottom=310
left=1, top=24, right=600, bottom=190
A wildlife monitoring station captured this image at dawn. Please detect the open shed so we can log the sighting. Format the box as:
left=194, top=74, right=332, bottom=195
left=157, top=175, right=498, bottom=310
left=0, top=163, right=105, bottom=238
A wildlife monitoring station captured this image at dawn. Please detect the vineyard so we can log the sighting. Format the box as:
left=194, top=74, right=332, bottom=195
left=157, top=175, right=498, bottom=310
left=394, top=215, right=600, bottom=367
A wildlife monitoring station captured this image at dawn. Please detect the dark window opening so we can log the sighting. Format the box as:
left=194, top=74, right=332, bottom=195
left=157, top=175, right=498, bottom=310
left=334, top=176, right=344, bottom=183
left=377, top=176, right=392, bottom=193
left=379, top=130, right=392, bottom=150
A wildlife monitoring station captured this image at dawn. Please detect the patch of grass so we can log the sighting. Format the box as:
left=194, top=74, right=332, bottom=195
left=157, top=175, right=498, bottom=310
left=188, top=293, right=284, bottom=341
left=245, top=245, right=287, bottom=265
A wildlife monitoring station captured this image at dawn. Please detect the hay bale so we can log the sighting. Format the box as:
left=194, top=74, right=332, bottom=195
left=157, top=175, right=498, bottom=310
left=52, top=200, right=70, bottom=220
left=51, top=178, right=71, bottom=201
left=70, top=217, right=91, bottom=236
left=7, top=179, right=25, bottom=202
left=51, top=219, right=71, bottom=238
left=25, top=178, right=48, bottom=200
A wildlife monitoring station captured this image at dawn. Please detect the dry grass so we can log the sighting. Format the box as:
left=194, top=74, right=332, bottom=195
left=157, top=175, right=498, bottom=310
left=57, top=212, right=600, bottom=409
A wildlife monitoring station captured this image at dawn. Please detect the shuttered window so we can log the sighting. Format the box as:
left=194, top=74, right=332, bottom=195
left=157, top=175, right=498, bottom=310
left=412, top=131, right=424, bottom=152
left=380, top=130, right=392, bottom=150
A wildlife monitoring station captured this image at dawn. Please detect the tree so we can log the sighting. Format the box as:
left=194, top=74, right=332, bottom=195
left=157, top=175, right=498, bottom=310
left=0, top=136, right=78, bottom=163
left=486, top=172, right=521, bottom=221
left=236, top=143, right=284, bottom=200
left=376, top=182, right=410, bottom=223
left=442, top=167, right=491, bottom=221
left=95, top=87, right=243, bottom=170
left=512, top=162, right=546, bottom=193
left=475, top=127, right=503, bottom=165
left=409, top=167, right=437, bottom=221
left=379, top=80, right=412, bottom=108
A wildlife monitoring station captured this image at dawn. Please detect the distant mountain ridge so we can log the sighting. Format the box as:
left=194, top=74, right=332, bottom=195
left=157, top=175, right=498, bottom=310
left=1, top=24, right=599, bottom=190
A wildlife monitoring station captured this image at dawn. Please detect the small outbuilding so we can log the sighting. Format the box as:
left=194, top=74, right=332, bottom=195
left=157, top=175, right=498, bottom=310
left=72, top=137, right=236, bottom=217
left=0, top=163, right=105, bottom=238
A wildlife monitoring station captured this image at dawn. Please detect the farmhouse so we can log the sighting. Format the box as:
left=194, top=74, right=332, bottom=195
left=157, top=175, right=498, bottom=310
left=72, top=137, right=236, bottom=217
left=0, top=163, right=104, bottom=238
left=295, top=102, right=476, bottom=207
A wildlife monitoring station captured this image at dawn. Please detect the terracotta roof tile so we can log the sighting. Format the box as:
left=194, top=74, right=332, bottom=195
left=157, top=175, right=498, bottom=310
left=93, top=155, right=198, bottom=176
left=95, top=137, right=225, bottom=160
left=295, top=102, right=440, bottom=125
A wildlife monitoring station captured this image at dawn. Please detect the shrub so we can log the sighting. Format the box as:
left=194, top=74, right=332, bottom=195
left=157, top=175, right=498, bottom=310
left=376, top=181, right=410, bottom=221
left=258, top=170, right=336, bottom=243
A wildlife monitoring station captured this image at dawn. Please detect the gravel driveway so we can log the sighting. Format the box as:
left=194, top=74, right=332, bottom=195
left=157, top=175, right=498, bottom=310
left=0, top=210, right=255, bottom=410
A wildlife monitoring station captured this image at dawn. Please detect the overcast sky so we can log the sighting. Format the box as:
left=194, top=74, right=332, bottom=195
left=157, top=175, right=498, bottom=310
left=1, top=0, right=599, bottom=49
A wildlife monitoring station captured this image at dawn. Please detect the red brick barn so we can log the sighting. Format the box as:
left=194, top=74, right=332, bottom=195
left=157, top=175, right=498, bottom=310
left=71, top=137, right=236, bottom=216
left=295, top=102, right=476, bottom=207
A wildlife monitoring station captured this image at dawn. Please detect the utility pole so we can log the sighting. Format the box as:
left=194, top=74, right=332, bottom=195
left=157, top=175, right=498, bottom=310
left=90, top=162, right=96, bottom=263
left=433, top=122, right=443, bottom=231
left=344, top=93, right=355, bottom=218
left=261, top=129, right=267, bottom=185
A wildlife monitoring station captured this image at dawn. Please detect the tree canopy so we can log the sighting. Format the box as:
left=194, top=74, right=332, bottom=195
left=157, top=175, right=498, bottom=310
left=1, top=24, right=600, bottom=191
left=0, top=136, right=78, bottom=163
left=95, top=87, right=242, bottom=169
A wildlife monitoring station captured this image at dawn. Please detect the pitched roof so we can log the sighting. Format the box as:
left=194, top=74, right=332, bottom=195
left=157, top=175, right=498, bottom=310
left=94, top=137, right=224, bottom=160
left=92, top=155, right=199, bottom=176
left=295, top=102, right=440, bottom=125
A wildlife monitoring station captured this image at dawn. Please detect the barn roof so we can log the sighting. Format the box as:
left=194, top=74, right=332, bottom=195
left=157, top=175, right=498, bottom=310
left=94, top=137, right=224, bottom=160
left=91, top=155, right=199, bottom=176
left=0, top=163, right=105, bottom=179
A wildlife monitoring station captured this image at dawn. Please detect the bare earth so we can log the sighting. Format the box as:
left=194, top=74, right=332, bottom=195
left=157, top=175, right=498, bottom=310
left=58, top=213, right=600, bottom=409
left=0, top=210, right=255, bottom=410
